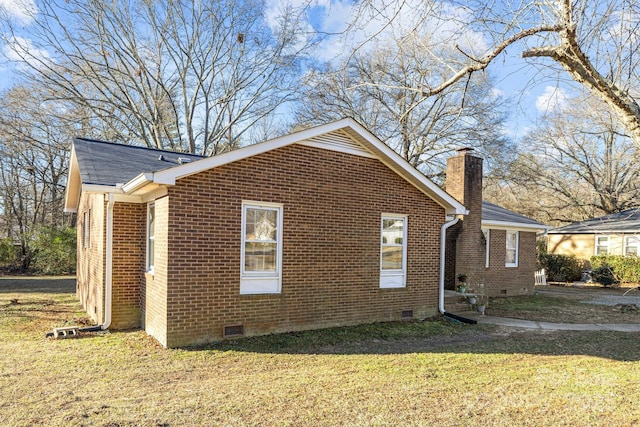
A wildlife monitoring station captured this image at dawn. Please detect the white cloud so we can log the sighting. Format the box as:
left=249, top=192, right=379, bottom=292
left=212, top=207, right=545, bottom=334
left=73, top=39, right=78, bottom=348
left=0, top=0, right=37, bottom=25
left=535, top=86, right=568, bottom=113
left=2, top=35, right=51, bottom=68
left=264, top=0, right=489, bottom=63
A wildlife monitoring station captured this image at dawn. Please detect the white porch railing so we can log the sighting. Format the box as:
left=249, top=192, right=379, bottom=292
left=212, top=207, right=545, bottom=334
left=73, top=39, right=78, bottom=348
left=535, top=269, right=547, bottom=286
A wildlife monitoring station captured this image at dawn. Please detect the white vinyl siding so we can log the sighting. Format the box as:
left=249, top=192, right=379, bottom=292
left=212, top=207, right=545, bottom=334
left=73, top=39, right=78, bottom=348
left=380, top=215, right=407, bottom=288
left=505, top=230, right=519, bottom=267
left=240, top=201, right=283, bottom=294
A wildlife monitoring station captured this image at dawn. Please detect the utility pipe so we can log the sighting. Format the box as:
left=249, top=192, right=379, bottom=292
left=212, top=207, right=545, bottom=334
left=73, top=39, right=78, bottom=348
left=439, top=216, right=460, bottom=315
left=102, top=194, right=115, bottom=330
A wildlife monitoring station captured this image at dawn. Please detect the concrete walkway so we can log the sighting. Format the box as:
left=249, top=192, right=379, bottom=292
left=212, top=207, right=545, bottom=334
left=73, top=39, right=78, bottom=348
left=474, top=315, right=640, bottom=332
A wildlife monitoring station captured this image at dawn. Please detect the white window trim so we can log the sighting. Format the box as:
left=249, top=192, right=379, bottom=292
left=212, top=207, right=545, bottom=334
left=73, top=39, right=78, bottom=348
left=483, top=228, right=490, bottom=268
left=595, top=235, right=610, bottom=256
left=624, top=235, right=639, bottom=256
left=82, top=211, right=89, bottom=249
left=380, top=214, right=408, bottom=289
left=505, top=230, right=519, bottom=268
left=146, top=202, right=155, bottom=274
left=240, top=201, right=283, bottom=295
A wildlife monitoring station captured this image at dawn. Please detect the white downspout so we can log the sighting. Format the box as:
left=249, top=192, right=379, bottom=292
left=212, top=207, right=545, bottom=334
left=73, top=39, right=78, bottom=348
left=439, top=216, right=460, bottom=314
left=102, top=194, right=115, bottom=330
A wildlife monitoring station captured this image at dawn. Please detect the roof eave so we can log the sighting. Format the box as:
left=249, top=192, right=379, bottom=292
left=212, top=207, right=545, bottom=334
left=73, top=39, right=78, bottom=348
left=482, top=220, right=551, bottom=232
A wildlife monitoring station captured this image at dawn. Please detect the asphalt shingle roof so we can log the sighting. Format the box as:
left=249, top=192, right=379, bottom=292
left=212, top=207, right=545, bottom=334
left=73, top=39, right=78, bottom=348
left=481, top=201, right=546, bottom=228
left=549, top=209, right=640, bottom=234
left=73, top=137, right=204, bottom=186
left=72, top=137, right=548, bottom=229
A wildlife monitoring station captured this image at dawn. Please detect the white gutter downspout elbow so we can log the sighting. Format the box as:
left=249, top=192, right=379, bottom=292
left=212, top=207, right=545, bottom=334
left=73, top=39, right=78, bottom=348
left=439, top=216, right=460, bottom=315
left=102, top=194, right=115, bottom=330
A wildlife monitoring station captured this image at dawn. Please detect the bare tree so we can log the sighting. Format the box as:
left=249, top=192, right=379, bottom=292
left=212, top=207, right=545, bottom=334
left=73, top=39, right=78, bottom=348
left=351, top=0, right=640, bottom=145
left=294, top=32, right=512, bottom=179
left=2, top=0, right=314, bottom=154
left=484, top=93, right=640, bottom=225
left=0, top=84, right=73, bottom=268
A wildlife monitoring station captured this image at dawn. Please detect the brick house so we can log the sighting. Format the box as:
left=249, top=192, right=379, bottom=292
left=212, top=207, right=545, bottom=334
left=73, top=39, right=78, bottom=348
left=64, top=118, right=546, bottom=347
left=444, top=149, right=550, bottom=296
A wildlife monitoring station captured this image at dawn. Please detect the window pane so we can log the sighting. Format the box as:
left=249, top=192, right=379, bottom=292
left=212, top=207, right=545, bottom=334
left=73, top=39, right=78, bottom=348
left=148, top=205, right=155, bottom=236
left=627, top=246, right=638, bottom=256
left=246, top=208, right=277, bottom=241
left=381, top=246, right=403, bottom=270
left=506, top=249, right=516, bottom=264
left=506, top=232, right=517, bottom=249
left=245, top=242, right=277, bottom=271
left=382, top=218, right=404, bottom=244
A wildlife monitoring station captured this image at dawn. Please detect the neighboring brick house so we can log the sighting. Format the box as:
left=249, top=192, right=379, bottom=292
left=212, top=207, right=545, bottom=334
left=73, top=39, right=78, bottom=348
left=64, top=119, right=547, bottom=347
left=548, top=209, right=640, bottom=267
left=444, top=149, right=550, bottom=296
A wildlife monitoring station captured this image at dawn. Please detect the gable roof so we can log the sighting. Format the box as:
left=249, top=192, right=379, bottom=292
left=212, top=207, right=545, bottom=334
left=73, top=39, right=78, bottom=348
left=72, top=138, right=205, bottom=186
left=549, top=208, right=640, bottom=234
left=481, top=201, right=550, bottom=231
left=65, top=118, right=467, bottom=216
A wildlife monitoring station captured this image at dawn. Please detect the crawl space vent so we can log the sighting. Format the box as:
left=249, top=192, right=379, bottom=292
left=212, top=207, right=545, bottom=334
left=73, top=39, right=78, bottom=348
left=401, top=310, right=414, bottom=319
left=223, top=324, right=244, bottom=338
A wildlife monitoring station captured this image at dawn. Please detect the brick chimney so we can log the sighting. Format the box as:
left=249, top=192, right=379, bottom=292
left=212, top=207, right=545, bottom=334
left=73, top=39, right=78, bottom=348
left=446, top=148, right=485, bottom=285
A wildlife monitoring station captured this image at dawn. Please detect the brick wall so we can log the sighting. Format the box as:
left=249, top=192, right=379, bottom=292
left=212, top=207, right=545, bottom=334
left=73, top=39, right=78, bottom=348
left=111, top=202, right=146, bottom=328
left=484, top=229, right=537, bottom=296
left=152, top=144, right=445, bottom=347
left=76, top=193, right=106, bottom=324
left=143, top=196, right=169, bottom=345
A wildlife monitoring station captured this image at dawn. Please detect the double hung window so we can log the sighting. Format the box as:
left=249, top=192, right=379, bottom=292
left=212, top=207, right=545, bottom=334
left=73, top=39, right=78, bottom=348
left=380, top=215, right=407, bottom=288
left=241, top=202, right=283, bottom=294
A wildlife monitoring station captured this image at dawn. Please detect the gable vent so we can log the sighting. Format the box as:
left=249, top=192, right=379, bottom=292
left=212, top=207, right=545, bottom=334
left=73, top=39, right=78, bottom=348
left=223, top=324, right=244, bottom=338
left=298, top=130, right=375, bottom=158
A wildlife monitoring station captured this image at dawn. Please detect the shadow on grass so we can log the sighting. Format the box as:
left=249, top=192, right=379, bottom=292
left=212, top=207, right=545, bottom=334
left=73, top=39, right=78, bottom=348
left=0, top=277, right=76, bottom=294
left=184, top=320, right=640, bottom=362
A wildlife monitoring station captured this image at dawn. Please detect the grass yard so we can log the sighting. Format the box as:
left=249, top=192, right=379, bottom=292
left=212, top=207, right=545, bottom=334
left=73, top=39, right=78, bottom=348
left=1, top=278, right=640, bottom=426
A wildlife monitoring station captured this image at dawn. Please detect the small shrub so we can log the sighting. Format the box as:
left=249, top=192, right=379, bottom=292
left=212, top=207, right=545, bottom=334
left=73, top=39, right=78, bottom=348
left=30, top=226, right=76, bottom=275
left=591, top=255, right=640, bottom=284
left=537, top=253, right=583, bottom=282
left=591, top=264, right=618, bottom=287
left=0, top=238, right=19, bottom=267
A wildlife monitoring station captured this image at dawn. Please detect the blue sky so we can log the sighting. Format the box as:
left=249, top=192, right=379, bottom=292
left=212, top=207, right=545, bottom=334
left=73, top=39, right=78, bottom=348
left=0, top=0, right=569, bottom=140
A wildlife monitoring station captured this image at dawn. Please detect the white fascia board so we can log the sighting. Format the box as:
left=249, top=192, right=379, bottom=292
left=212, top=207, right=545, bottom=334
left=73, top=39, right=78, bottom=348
left=148, top=117, right=467, bottom=216
left=549, top=229, right=640, bottom=234
left=82, top=184, right=122, bottom=194
left=151, top=118, right=360, bottom=184
left=64, top=145, right=81, bottom=212
left=121, top=172, right=155, bottom=193
left=482, top=220, right=551, bottom=232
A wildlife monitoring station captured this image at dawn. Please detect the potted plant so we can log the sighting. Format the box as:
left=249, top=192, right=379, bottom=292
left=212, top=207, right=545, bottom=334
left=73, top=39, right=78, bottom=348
left=476, top=294, right=487, bottom=315
left=457, top=273, right=468, bottom=283
left=456, top=283, right=467, bottom=293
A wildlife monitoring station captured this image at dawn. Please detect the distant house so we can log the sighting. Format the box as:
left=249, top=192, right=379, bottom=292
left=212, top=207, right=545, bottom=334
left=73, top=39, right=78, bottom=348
left=64, top=118, right=548, bottom=348
left=548, top=209, right=640, bottom=266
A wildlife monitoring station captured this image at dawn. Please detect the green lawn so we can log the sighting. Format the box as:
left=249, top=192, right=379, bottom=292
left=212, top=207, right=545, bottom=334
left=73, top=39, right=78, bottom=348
left=1, top=277, right=640, bottom=426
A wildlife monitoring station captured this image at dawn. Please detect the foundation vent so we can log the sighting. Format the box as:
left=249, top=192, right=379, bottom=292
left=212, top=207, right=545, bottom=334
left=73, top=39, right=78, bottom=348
left=223, top=324, right=244, bottom=338
left=401, top=310, right=414, bottom=319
